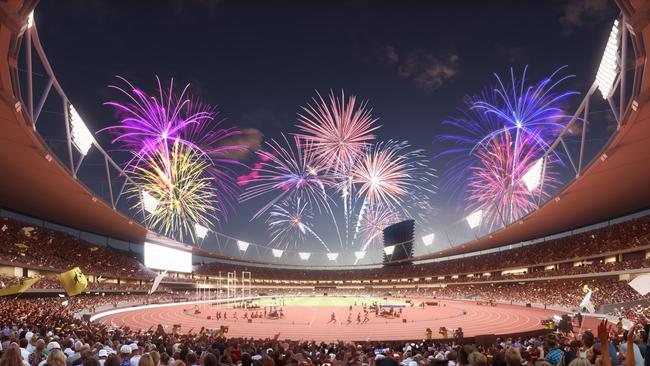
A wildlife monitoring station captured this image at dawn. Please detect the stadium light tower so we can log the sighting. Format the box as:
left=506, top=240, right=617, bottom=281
left=272, top=249, right=283, bottom=258
left=466, top=210, right=483, bottom=229
left=298, top=252, right=311, bottom=260
left=422, top=233, right=435, bottom=246
left=237, top=240, right=250, bottom=252
left=326, top=252, right=339, bottom=261
left=68, top=104, right=95, bottom=156
left=142, top=191, right=159, bottom=214
left=194, top=223, right=208, bottom=240
left=595, top=20, right=620, bottom=99
left=521, top=158, right=544, bottom=192
left=354, top=251, right=366, bottom=260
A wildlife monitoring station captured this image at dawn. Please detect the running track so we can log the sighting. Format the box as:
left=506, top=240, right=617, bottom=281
left=97, top=299, right=566, bottom=342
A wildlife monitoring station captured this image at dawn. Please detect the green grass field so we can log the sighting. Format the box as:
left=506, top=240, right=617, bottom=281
left=253, top=296, right=406, bottom=307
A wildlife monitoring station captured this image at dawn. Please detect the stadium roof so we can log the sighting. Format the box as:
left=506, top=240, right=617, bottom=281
left=0, top=0, right=648, bottom=264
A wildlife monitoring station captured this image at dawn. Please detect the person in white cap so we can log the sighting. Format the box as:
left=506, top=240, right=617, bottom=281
left=98, top=349, right=109, bottom=366
left=39, top=342, right=63, bottom=366
left=129, top=343, right=140, bottom=366
left=119, top=345, right=132, bottom=366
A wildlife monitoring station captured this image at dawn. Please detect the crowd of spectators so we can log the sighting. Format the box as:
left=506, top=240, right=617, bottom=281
left=0, top=275, right=170, bottom=293
left=0, top=217, right=156, bottom=279
left=196, top=216, right=650, bottom=282
left=0, top=292, right=648, bottom=366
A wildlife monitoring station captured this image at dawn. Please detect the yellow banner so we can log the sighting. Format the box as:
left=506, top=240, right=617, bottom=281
left=57, top=267, right=88, bottom=296
left=0, top=277, right=38, bottom=297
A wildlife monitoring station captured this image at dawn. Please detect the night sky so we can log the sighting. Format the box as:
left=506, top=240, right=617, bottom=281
left=32, top=0, right=619, bottom=259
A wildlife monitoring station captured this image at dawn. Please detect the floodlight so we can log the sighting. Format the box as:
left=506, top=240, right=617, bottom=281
left=422, top=233, right=435, bottom=246
left=595, top=20, right=620, bottom=99
left=142, top=191, right=159, bottom=214
left=237, top=240, right=250, bottom=252
left=326, top=253, right=339, bottom=261
left=298, top=252, right=311, bottom=260
left=521, top=158, right=543, bottom=192
left=27, top=11, right=34, bottom=28
left=194, top=223, right=208, bottom=239
left=384, top=245, right=395, bottom=255
left=272, top=249, right=283, bottom=258
left=354, top=251, right=366, bottom=260
left=68, top=104, right=95, bottom=155
left=466, top=210, right=483, bottom=229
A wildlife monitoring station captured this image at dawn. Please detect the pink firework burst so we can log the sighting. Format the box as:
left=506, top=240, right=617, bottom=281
left=295, top=90, right=380, bottom=173
left=465, top=129, right=559, bottom=230
left=351, top=140, right=435, bottom=209
left=239, top=134, right=334, bottom=219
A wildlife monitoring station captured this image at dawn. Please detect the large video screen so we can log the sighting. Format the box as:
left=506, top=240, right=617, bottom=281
left=144, top=242, right=192, bottom=273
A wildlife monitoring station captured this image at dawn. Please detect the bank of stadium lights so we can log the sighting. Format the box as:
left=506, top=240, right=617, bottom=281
left=271, top=249, right=283, bottom=258
left=326, top=253, right=339, bottom=261
left=27, top=11, right=34, bottom=28
left=595, top=20, right=620, bottom=99
left=466, top=210, right=483, bottom=229
left=422, top=233, right=435, bottom=246
left=68, top=104, right=95, bottom=156
left=194, top=223, right=208, bottom=240
left=384, top=245, right=395, bottom=256
left=236, top=240, right=250, bottom=252
left=141, top=191, right=159, bottom=214
left=298, top=252, right=311, bottom=260
left=354, top=251, right=366, bottom=260
left=521, top=158, right=544, bottom=192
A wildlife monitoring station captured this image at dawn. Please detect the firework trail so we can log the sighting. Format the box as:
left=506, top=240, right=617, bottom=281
left=354, top=205, right=401, bottom=264
left=437, top=66, right=575, bottom=229
left=267, top=198, right=330, bottom=252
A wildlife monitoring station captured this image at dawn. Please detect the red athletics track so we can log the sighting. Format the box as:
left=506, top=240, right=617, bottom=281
left=95, top=299, right=585, bottom=342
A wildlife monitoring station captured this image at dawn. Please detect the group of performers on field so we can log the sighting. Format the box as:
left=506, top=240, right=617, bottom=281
left=212, top=305, right=285, bottom=321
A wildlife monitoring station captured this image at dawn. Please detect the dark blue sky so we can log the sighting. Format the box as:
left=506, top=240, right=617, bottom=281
left=33, top=0, right=618, bottom=256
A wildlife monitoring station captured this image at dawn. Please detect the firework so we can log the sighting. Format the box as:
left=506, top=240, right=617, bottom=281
left=295, top=90, right=380, bottom=173
left=240, top=134, right=334, bottom=219
left=464, top=129, right=559, bottom=230
left=103, top=76, right=213, bottom=156
left=266, top=197, right=330, bottom=251
left=105, top=77, right=244, bottom=239
left=358, top=205, right=401, bottom=245
left=437, top=67, right=575, bottom=229
left=351, top=140, right=436, bottom=209
left=127, top=139, right=218, bottom=242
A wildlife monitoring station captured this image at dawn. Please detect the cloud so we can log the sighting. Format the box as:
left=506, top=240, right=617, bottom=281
left=397, top=51, right=460, bottom=92
left=218, top=128, right=264, bottom=161
left=559, top=0, right=612, bottom=35
left=380, top=45, right=459, bottom=92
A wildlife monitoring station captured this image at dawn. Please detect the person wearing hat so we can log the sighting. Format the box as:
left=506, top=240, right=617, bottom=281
left=98, top=349, right=109, bottom=366
left=128, top=343, right=140, bottom=366
left=39, top=343, right=63, bottom=366
left=119, top=345, right=132, bottom=366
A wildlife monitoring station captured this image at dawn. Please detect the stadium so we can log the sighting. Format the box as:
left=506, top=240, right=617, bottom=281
left=0, top=1, right=649, bottom=366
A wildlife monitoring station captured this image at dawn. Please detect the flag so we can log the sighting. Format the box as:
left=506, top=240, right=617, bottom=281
left=0, top=277, right=39, bottom=297
left=580, top=288, right=595, bottom=313
left=628, top=274, right=650, bottom=295
left=57, top=267, right=88, bottom=296
left=149, top=271, right=167, bottom=294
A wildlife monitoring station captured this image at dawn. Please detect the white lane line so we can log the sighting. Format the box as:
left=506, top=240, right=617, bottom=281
left=308, top=308, right=318, bottom=326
